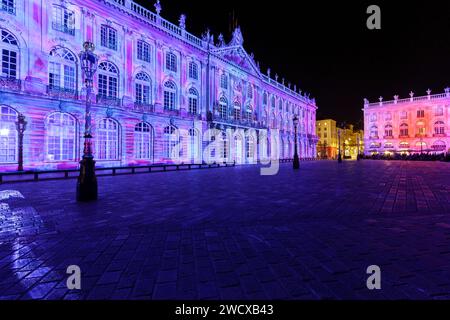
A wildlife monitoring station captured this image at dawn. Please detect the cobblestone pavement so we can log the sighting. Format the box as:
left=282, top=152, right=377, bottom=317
left=1, top=160, right=450, bottom=300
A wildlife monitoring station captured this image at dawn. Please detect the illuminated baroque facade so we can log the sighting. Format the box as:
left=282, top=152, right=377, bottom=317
left=363, top=89, right=450, bottom=155
left=0, top=0, right=318, bottom=171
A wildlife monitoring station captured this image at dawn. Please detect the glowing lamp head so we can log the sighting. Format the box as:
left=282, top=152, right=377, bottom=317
left=0, top=128, right=10, bottom=136
left=80, top=42, right=98, bottom=78
left=15, top=113, right=27, bottom=133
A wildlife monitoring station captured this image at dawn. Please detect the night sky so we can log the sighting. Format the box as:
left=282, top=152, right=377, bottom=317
left=135, top=0, right=450, bottom=129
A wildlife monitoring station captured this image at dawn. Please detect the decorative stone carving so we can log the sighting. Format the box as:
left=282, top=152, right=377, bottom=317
left=179, top=14, right=186, bottom=30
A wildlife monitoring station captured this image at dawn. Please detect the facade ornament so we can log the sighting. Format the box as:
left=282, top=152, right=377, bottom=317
left=379, top=96, right=383, bottom=103
left=409, top=91, right=414, bottom=98
left=154, top=0, right=162, bottom=15
left=106, top=107, right=114, bottom=118
left=179, top=14, right=186, bottom=30
left=394, top=95, right=399, bottom=104
left=267, top=68, right=271, bottom=78
left=294, top=85, right=297, bottom=92
left=426, top=88, right=431, bottom=95
left=288, top=82, right=291, bottom=89
left=445, top=87, right=450, bottom=97
left=142, top=113, right=148, bottom=122
left=217, top=34, right=225, bottom=47
left=275, top=74, right=278, bottom=82
left=282, top=78, right=285, bottom=85
left=229, top=26, right=244, bottom=46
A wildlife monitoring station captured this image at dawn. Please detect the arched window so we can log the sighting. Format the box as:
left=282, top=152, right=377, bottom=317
left=263, top=92, right=268, bottom=105
left=164, top=125, right=179, bottom=160
left=188, top=87, right=199, bottom=114
left=245, top=135, right=255, bottom=159
left=0, top=105, right=18, bottom=163
left=271, top=96, right=276, bottom=109
left=1, top=29, right=19, bottom=78
left=279, top=99, right=283, bottom=111
left=219, top=97, right=227, bottom=119
left=49, top=47, right=77, bottom=92
left=434, top=121, right=445, bottom=135
left=220, top=73, right=228, bottom=89
left=46, top=112, right=77, bottom=161
left=134, top=122, right=152, bottom=160
left=370, top=126, right=378, bottom=138
left=135, top=72, right=151, bottom=105
left=188, top=128, right=200, bottom=162
left=166, top=52, right=177, bottom=72
left=416, top=141, right=427, bottom=150
left=98, top=61, right=119, bottom=98
left=188, top=61, right=198, bottom=80
left=1, top=0, right=15, bottom=14
left=384, top=125, right=393, bottom=137
left=245, top=105, right=253, bottom=122
left=432, top=140, right=446, bottom=152
left=399, top=141, right=410, bottom=149
left=163, top=80, right=177, bottom=111
left=400, top=123, right=409, bottom=137
left=233, top=101, right=241, bottom=121
left=97, top=118, right=120, bottom=160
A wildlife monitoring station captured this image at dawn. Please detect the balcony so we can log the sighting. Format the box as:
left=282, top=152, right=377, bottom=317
left=0, top=76, right=21, bottom=92
left=1, top=4, right=15, bottom=15
left=47, top=86, right=78, bottom=100
left=133, top=102, right=154, bottom=113
left=164, top=108, right=180, bottom=116
left=97, top=94, right=121, bottom=107
left=186, top=112, right=202, bottom=120
left=383, top=135, right=394, bottom=139
left=52, top=22, right=75, bottom=36
left=433, top=133, right=446, bottom=138
left=210, top=114, right=264, bottom=129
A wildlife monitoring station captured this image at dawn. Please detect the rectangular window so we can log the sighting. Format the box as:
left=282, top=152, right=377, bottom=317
left=52, top=6, right=75, bottom=35
left=49, top=62, right=61, bottom=88
left=101, top=25, right=117, bottom=51
left=164, top=91, right=175, bottom=110
left=166, top=53, right=177, bottom=72
left=189, top=63, right=198, bottom=80
left=189, top=97, right=197, bottom=114
left=137, top=40, right=151, bottom=63
left=417, top=110, right=425, bottom=118
left=136, top=84, right=150, bottom=104
left=1, top=49, right=17, bottom=78
left=1, top=0, right=15, bottom=14
left=98, top=74, right=108, bottom=97
left=63, top=65, right=75, bottom=90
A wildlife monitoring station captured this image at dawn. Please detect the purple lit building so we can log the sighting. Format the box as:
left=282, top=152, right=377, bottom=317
left=0, top=0, right=318, bottom=171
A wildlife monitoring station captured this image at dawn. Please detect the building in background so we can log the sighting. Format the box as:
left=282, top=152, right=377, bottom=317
left=316, top=119, right=338, bottom=159
left=0, top=0, right=318, bottom=171
left=316, top=120, right=363, bottom=160
left=363, top=89, right=450, bottom=155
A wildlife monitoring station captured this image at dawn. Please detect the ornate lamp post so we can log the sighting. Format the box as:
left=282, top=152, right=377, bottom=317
left=15, top=113, right=27, bottom=172
left=337, top=129, right=342, bottom=163
left=293, top=115, right=300, bottom=169
left=77, top=42, right=98, bottom=201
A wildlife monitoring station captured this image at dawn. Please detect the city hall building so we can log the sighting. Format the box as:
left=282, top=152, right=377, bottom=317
left=0, top=0, right=318, bottom=171
left=363, top=89, right=450, bottom=155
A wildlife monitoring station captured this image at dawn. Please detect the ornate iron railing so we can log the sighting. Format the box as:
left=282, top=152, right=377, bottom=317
left=97, top=94, right=121, bottom=107
left=47, top=85, right=78, bottom=99
left=133, top=102, right=155, bottom=113
left=0, top=76, right=21, bottom=91
left=51, top=22, right=75, bottom=36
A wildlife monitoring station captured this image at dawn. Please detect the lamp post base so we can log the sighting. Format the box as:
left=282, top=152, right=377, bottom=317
left=293, top=154, right=300, bottom=170
left=76, top=156, right=98, bottom=201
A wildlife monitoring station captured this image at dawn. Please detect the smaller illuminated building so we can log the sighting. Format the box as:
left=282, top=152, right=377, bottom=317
left=363, top=89, right=450, bottom=155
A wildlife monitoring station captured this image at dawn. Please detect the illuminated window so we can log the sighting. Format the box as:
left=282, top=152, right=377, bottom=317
left=52, top=5, right=75, bottom=35
left=49, top=47, right=77, bottom=91
left=417, top=110, right=425, bottom=118
left=98, top=61, right=119, bottom=98
left=221, top=131, right=228, bottom=160
left=370, top=126, right=378, bottom=138
left=0, top=105, right=17, bottom=163
left=97, top=118, right=120, bottom=160
left=233, top=102, right=241, bottom=121
left=399, top=142, right=409, bottom=149
left=279, top=99, right=283, bottom=111
left=137, top=40, right=151, bottom=63
left=245, top=135, right=255, bottom=158
left=435, top=107, right=444, bottom=117
left=384, top=125, right=393, bottom=137
left=432, top=140, right=446, bottom=152
left=399, top=123, right=409, bottom=137
left=271, top=96, right=276, bottom=109
left=135, top=72, right=151, bottom=105
left=220, top=73, right=228, bottom=89
left=188, top=62, right=198, bottom=80
left=46, top=112, right=77, bottom=161
left=416, top=121, right=426, bottom=135
left=188, top=128, right=200, bottom=162
left=163, top=81, right=176, bottom=110
left=247, top=84, right=253, bottom=99
left=1, top=29, right=18, bottom=78
left=263, top=92, right=268, bottom=105
left=134, top=122, right=152, bottom=160
left=188, top=87, right=199, bottom=114
left=100, top=25, right=117, bottom=51
left=1, top=0, right=15, bottom=14
left=245, top=106, right=253, bottom=122
left=219, top=97, right=228, bottom=119
left=166, top=52, right=177, bottom=72
left=434, top=121, right=445, bottom=135
left=163, top=125, right=179, bottom=159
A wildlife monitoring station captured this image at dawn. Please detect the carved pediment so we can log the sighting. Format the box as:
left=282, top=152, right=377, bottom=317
left=213, top=46, right=260, bottom=76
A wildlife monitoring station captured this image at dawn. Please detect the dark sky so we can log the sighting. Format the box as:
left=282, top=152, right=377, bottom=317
left=135, top=0, right=450, bottom=129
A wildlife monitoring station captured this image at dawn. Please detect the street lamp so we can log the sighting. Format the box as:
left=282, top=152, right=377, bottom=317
left=293, top=115, right=300, bottom=169
left=337, top=129, right=342, bottom=163
left=77, top=42, right=98, bottom=202
left=357, top=135, right=360, bottom=161
left=15, top=113, right=27, bottom=172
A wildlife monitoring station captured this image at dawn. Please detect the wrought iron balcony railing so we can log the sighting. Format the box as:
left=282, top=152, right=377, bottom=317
left=0, top=76, right=21, bottom=91
left=163, top=107, right=180, bottom=116
left=51, top=22, right=75, bottom=36
left=47, top=85, right=78, bottom=100
left=96, top=94, right=122, bottom=107
left=210, top=114, right=265, bottom=129
left=133, top=102, right=155, bottom=113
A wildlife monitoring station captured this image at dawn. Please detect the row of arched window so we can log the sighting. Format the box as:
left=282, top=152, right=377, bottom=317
left=369, top=121, right=446, bottom=138
left=0, top=106, right=204, bottom=164
left=370, top=141, right=447, bottom=152
left=369, top=107, right=446, bottom=122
